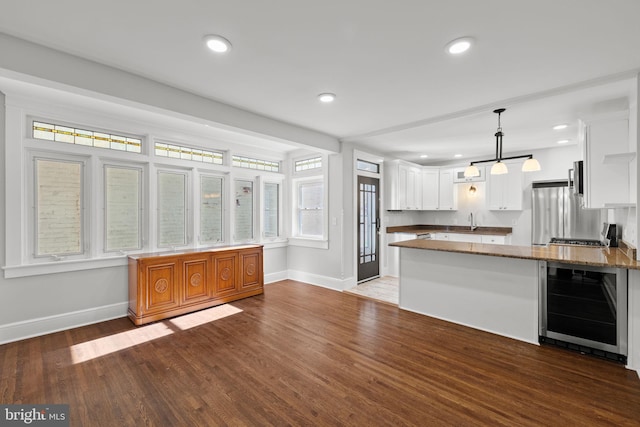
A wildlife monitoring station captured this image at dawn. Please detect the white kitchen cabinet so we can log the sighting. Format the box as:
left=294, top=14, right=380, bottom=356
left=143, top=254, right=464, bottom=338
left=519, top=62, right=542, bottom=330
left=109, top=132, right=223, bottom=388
left=421, top=167, right=457, bottom=210
left=580, top=113, right=633, bottom=208
left=438, top=169, right=457, bottom=210
left=453, top=166, right=486, bottom=183
left=385, top=160, right=422, bottom=210
left=386, top=232, right=417, bottom=276
left=487, top=162, right=523, bottom=211
left=481, top=235, right=507, bottom=245
left=421, top=168, right=440, bottom=209
left=448, top=233, right=482, bottom=243
left=431, top=233, right=506, bottom=244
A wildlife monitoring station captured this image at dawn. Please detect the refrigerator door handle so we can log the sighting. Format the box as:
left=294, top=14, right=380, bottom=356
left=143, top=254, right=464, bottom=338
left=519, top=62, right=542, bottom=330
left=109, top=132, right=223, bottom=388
left=568, top=168, right=574, bottom=189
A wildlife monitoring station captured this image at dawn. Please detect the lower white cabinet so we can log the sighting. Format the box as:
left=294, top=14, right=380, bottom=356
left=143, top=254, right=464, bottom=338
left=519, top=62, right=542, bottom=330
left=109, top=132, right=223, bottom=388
left=481, top=235, right=506, bottom=245
left=432, top=233, right=507, bottom=245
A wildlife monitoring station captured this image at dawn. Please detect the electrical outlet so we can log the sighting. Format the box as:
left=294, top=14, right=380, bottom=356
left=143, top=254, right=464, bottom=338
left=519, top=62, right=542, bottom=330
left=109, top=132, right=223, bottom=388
left=512, top=220, right=517, bottom=226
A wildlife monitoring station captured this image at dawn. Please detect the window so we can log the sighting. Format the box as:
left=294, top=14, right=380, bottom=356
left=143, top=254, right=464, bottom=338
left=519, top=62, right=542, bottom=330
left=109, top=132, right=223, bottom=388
left=294, top=156, right=322, bottom=172
left=234, top=179, right=254, bottom=241
left=296, top=179, right=324, bottom=238
left=155, top=142, right=223, bottom=165
left=104, top=165, right=142, bottom=252
left=34, top=157, right=85, bottom=257
left=200, top=175, right=224, bottom=244
left=32, top=120, right=142, bottom=153
left=263, top=182, right=279, bottom=238
left=157, top=171, right=188, bottom=247
left=356, top=159, right=380, bottom=174
left=232, top=155, right=280, bottom=172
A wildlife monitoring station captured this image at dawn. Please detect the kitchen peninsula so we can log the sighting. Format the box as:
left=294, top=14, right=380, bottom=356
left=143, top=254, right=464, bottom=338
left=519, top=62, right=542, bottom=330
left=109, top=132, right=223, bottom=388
left=390, top=238, right=640, bottom=355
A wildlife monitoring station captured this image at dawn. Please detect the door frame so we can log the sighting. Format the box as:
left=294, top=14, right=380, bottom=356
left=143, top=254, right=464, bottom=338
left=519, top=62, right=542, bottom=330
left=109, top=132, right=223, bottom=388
left=352, top=150, right=384, bottom=285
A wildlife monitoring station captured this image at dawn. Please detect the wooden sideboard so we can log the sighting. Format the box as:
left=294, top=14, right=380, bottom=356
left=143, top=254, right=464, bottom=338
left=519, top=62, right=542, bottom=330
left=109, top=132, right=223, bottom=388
left=128, top=245, right=263, bottom=325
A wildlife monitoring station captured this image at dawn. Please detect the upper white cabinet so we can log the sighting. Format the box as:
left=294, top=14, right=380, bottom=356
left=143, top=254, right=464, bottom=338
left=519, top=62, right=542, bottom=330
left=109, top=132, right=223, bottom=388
left=487, top=161, right=523, bottom=210
left=580, top=111, right=634, bottom=208
left=421, top=167, right=457, bottom=210
left=421, top=167, right=440, bottom=209
left=438, top=169, right=457, bottom=210
left=385, top=160, right=422, bottom=210
left=453, top=166, right=485, bottom=183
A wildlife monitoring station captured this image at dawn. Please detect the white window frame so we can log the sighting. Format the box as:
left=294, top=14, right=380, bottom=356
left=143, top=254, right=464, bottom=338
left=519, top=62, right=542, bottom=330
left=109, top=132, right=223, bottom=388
left=232, top=176, right=257, bottom=243
left=260, top=177, right=284, bottom=242
left=197, top=172, right=226, bottom=246
left=156, top=168, right=191, bottom=249
left=27, top=151, right=91, bottom=263
left=289, top=154, right=329, bottom=249
left=101, top=161, right=146, bottom=254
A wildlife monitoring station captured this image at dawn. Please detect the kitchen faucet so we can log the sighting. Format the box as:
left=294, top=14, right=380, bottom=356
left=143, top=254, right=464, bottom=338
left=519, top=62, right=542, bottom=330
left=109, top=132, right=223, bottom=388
left=469, top=212, right=477, bottom=231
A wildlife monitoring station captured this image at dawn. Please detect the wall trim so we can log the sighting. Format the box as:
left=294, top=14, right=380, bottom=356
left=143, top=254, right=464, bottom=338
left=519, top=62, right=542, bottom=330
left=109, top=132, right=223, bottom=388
left=264, top=271, right=288, bottom=284
left=0, top=302, right=128, bottom=345
left=287, top=269, right=353, bottom=291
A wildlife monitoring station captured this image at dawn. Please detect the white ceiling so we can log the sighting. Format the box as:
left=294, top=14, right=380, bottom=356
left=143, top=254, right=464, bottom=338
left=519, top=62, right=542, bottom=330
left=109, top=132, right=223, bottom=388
left=1, top=0, right=639, bottom=163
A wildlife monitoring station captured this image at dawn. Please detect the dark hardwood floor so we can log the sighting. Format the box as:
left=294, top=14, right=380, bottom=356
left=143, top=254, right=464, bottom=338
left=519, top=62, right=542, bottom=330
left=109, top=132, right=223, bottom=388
left=2, top=280, right=640, bottom=426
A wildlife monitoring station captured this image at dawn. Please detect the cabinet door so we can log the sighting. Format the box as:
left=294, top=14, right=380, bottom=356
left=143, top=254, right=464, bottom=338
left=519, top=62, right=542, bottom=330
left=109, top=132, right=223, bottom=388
left=584, top=118, right=630, bottom=208
left=503, top=168, right=523, bottom=210
left=448, top=233, right=481, bottom=243
left=182, top=256, right=210, bottom=304
left=212, top=252, right=240, bottom=297
left=141, top=259, right=180, bottom=314
left=481, top=235, right=506, bottom=245
left=239, top=249, right=263, bottom=291
left=438, top=169, right=457, bottom=210
left=421, top=169, right=439, bottom=210
left=487, top=166, right=522, bottom=210
left=398, top=165, right=409, bottom=210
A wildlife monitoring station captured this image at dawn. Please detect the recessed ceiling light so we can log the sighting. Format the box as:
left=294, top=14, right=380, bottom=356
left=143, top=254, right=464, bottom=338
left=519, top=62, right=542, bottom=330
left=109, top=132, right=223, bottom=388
left=557, top=139, right=570, bottom=144
left=454, top=154, right=463, bottom=158
left=204, top=34, right=232, bottom=53
left=420, top=154, right=428, bottom=158
left=445, top=37, right=474, bottom=55
left=553, top=124, right=568, bottom=130
left=318, top=93, right=336, bottom=103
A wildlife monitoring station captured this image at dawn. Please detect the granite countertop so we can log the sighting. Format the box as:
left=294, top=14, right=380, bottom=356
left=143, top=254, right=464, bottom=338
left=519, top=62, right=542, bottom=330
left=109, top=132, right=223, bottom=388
left=390, top=239, right=640, bottom=270
left=386, top=225, right=513, bottom=236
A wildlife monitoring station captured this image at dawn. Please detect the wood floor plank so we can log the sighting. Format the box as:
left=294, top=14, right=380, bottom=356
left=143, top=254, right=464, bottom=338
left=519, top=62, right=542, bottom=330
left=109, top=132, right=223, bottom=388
left=1, top=279, right=640, bottom=426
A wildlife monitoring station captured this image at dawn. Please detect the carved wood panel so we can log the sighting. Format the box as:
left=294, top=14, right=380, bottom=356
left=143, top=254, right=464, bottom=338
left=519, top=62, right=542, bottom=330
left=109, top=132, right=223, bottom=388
left=240, top=250, right=262, bottom=291
left=213, top=252, right=239, bottom=296
left=183, top=258, right=209, bottom=304
left=143, top=261, right=180, bottom=314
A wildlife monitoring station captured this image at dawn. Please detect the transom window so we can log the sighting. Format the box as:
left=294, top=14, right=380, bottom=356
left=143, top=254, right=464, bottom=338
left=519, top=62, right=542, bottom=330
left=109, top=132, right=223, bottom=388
left=32, top=121, right=142, bottom=153
left=155, top=142, right=223, bottom=165
left=232, top=155, right=280, bottom=172
left=295, top=156, right=322, bottom=172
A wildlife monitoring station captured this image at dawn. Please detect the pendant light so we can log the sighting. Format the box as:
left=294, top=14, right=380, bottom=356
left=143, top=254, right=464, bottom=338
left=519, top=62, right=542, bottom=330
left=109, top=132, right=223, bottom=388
left=464, top=108, right=541, bottom=177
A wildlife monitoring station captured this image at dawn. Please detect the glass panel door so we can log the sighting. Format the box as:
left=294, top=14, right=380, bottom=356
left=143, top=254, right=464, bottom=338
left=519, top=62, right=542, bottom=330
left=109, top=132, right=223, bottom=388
left=357, top=176, right=380, bottom=282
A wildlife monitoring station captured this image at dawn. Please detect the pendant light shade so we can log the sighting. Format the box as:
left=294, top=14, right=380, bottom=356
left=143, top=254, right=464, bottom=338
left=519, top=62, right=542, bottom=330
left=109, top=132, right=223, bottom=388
left=464, top=108, right=541, bottom=176
left=464, top=164, right=480, bottom=178
left=490, top=161, right=508, bottom=175
left=522, top=157, right=541, bottom=172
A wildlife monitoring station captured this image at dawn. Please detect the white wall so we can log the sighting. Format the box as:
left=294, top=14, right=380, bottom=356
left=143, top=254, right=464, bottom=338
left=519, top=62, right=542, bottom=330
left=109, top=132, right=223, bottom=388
left=287, top=154, right=351, bottom=289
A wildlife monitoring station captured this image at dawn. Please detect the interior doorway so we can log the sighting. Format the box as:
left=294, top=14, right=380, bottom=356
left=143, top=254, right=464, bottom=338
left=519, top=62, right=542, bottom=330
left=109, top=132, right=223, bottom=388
left=357, top=175, right=380, bottom=282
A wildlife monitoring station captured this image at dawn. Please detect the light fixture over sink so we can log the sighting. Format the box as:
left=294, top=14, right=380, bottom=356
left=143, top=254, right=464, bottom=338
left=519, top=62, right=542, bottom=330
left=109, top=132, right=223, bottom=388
left=464, top=108, right=541, bottom=177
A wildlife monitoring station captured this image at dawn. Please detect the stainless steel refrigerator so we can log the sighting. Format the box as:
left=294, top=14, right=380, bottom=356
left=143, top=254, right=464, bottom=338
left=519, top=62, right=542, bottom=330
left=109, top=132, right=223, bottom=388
left=531, top=180, right=602, bottom=245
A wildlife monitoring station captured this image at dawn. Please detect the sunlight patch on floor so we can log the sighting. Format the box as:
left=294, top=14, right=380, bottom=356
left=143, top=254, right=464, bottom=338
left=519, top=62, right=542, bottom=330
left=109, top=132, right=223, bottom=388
left=70, top=304, right=242, bottom=364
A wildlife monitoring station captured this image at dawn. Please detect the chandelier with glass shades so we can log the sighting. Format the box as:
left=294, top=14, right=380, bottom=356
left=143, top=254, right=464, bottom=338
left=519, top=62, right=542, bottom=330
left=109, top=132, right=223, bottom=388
left=464, top=108, right=541, bottom=177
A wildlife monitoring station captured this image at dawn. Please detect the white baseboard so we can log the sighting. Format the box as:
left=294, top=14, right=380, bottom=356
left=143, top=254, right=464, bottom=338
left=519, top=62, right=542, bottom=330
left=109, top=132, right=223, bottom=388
left=287, top=270, right=354, bottom=291
left=0, top=302, right=129, bottom=345
left=264, top=271, right=288, bottom=284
